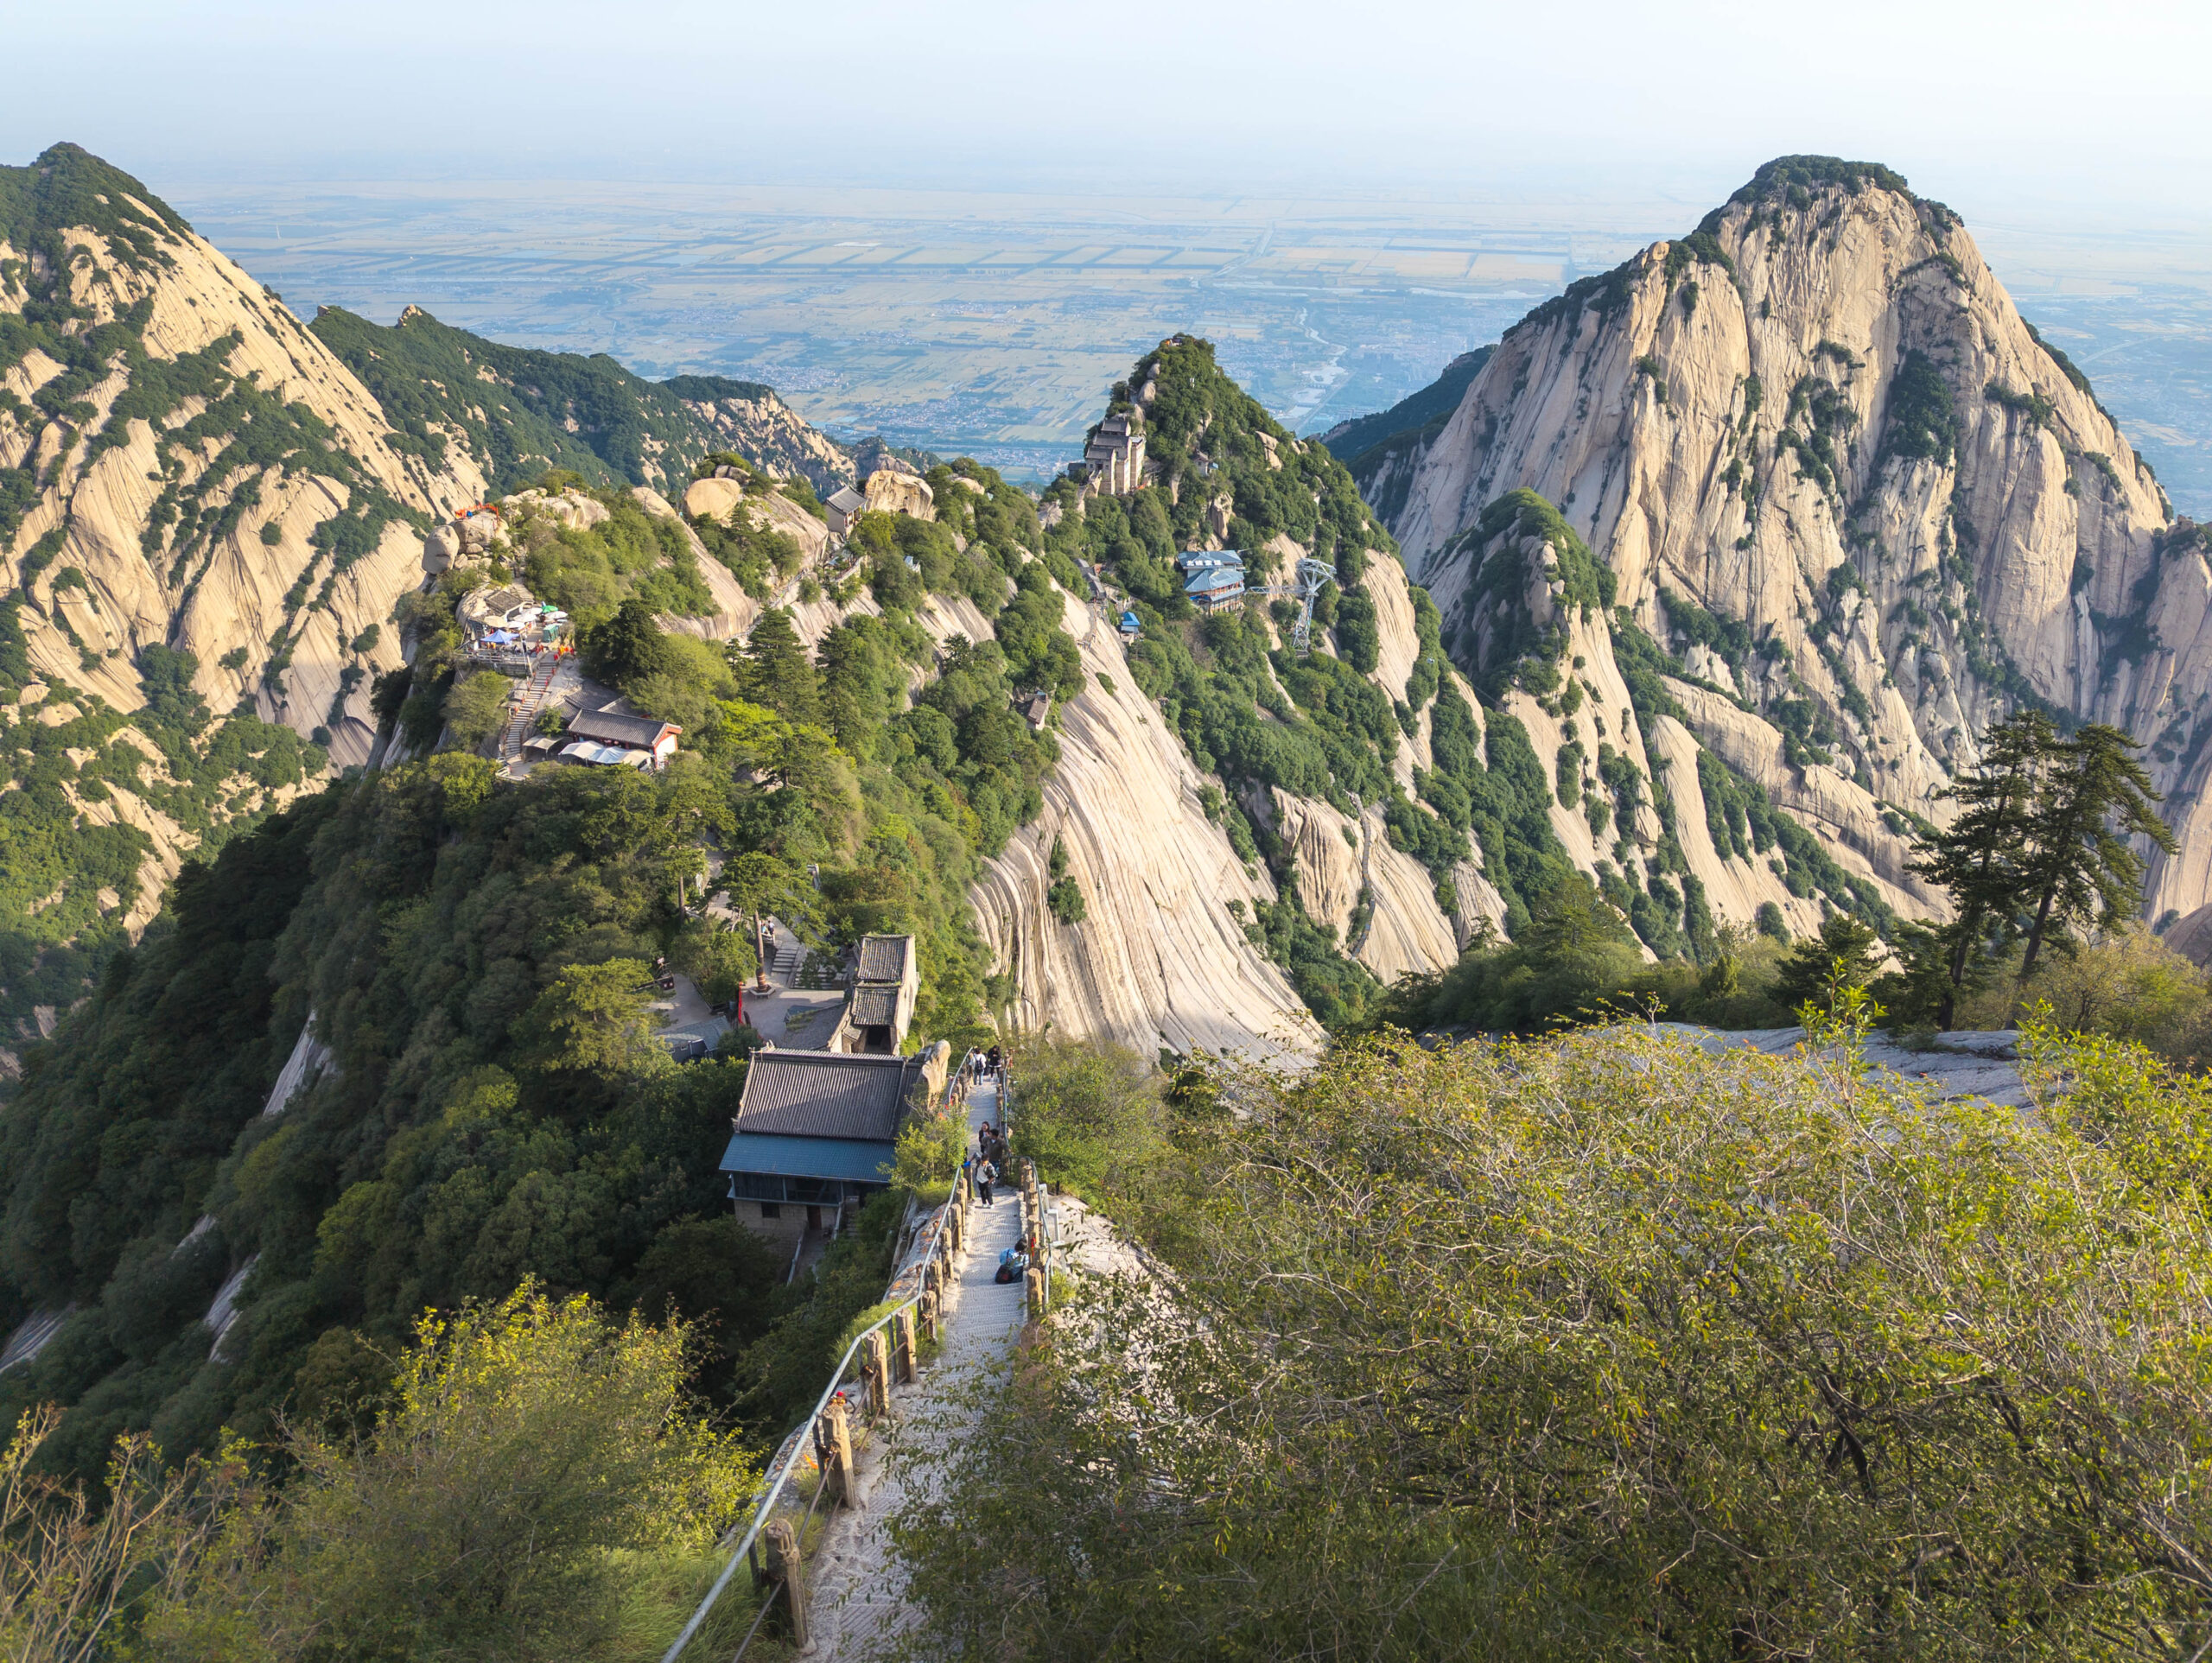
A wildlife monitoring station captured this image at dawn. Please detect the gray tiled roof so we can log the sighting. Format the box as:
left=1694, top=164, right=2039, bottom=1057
left=566, top=703, right=675, bottom=748
left=826, top=486, right=866, bottom=513
left=849, top=985, right=901, bottom=1026
left=855, top=935, right=913, bottom=984
left=734, top=1050, right=920, bottom=1141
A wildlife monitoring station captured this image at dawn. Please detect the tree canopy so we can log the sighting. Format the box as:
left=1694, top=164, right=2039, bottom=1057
left=894, top=1019, right=2212, bottom=1661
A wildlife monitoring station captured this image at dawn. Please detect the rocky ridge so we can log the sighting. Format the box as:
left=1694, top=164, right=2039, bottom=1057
left=1358, top=156, right=2207, bottom=942
left=312, top=303, right=860, bottom=499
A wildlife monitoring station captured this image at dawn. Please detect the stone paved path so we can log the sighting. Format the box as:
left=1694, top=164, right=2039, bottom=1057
left=803, top=1079, right=1026, bottom=1660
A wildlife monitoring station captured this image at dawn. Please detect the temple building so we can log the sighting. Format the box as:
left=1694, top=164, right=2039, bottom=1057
left=1081, top=409, right=1146, bottom=496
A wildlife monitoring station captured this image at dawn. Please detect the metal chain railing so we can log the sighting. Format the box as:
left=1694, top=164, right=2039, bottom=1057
left=658, top=1125, right=974, bottom=1663
left=660, top=1057, right=1066, bottom=1661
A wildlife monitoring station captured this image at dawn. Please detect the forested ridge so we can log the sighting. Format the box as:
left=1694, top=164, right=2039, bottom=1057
left=310, top=305, right=818, bottom=499
left=0, top=445, right=1082, bottom=1499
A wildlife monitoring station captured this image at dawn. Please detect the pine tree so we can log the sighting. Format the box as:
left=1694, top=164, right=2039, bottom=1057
left=1910, top=714, right=2175, bottom=1022
left=1907, top=709, right=2053, bottom=1025
left=2013, top=722, right=2174, bottom=987
left=577, top=597, right=667, bottom=688
left=735, top=607, right=822, bottom=727
left=1771, top=912, right=1882, bottom=1016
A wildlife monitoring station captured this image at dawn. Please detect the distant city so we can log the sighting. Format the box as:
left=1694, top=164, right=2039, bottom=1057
left=177, top=177, right=2212, bottom=511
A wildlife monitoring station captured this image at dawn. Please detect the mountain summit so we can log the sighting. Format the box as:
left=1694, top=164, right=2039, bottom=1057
left=1357, top=156, right=2209, bottom=938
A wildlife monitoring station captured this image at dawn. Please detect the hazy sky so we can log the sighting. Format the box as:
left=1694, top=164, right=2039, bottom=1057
left=7, top=0, right=2209, bottom=225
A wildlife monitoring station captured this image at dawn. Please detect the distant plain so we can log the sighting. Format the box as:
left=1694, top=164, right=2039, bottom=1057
left=175, top=178, right=2212, bottom=511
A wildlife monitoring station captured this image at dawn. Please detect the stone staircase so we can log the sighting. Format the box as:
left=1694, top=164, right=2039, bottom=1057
left=499, top=656, right=563, bottom=771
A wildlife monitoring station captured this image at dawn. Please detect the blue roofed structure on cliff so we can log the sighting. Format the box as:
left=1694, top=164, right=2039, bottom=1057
left=1175, top=549, right=1242, bottom=574
left=1183, top=562, right=1245, bottom=614
left=720, top=1049, right=931, bottom=1240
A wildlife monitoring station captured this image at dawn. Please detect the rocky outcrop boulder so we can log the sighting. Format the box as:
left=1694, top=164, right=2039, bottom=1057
left=0, top=172, right=461, bottom=741
left=503, top=487, right=610, bottom=533
left=682, top=476, right=830, bottom=563
left=683, top=476, right=746, bottom=524
left=862, top=468, right=935, bottom=522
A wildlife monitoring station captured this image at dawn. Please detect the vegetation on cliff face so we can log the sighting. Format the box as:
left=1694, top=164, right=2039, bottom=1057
left=0, top=456, right=1083, bottom=1486
left=1039, top=341, right=1471, bottom=1025
left=0, top=640, right=325, bottom=1060
left=311, top=304, right=836, bottom=498
left=896, top=1017, right=2212, bottom=1661
left=1044, top=338, right=1548, bottom=1025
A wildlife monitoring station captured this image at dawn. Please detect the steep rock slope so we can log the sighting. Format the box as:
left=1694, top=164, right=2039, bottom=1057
left=1, top=144, right=455, bottom=753
left=424, top=460, right=1324, bottom=1060
left=1367, top=156, right=2200, bottom=927
left=1421, top=490, right=1939, bottom=954
left=313, top=305, right=857, bottom=499
left=971, top=589, right=1324, bottom=1060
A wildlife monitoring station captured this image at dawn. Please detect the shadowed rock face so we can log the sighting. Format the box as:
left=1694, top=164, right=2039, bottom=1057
left=1364, top=159, right=2212, bottom=935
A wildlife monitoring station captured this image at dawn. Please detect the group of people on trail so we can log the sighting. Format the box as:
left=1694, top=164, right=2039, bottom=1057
left=955, top=1050, right=1021, bottom=1286
left=962, top=1112, right=1033, bottom=1286
left=960, top=1044, right=1005, bottom=1088
left=965, top=1120, right=1010, bottom=1203
left=972, top=1121, right=1009, bottom=1184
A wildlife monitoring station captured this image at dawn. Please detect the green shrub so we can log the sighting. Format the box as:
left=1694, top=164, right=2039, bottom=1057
left=1046, top=877, right=1086, bottom=924
left=1006, top=1037, right=1165, bottom=1206
left=1881, top=350, right=1958, bottom=465
left=442, top=670, right=512, bottom=747
left=893, top=1015, right=2212, bottom=1662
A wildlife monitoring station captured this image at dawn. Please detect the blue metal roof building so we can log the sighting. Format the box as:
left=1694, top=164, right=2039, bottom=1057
left=721, top=1048, right=934, bottom=1237
left=715, top=1132, right=894, bottom=1187
left=1175, top=549, right=1243, bottom=574
left=1183, top=564, right=1246, bottom=614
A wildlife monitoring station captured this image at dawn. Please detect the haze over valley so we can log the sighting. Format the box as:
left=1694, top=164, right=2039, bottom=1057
left=168, top=175, right=2212, bottom=511
left=14, top=3, right=2212, bottom=1655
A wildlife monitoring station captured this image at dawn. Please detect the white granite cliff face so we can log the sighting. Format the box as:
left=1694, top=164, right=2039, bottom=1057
left=678, top=386, right=855, bottom=492
left=971, top=588, right=1325, bottom=1061
left=1370, top=168, right=2201, bottom=930
left=0, top=214, right=476, bottom=767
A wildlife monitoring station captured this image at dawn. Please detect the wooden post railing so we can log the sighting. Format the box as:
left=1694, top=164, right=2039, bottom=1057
left=658, top=1155, right=973, bottom=1663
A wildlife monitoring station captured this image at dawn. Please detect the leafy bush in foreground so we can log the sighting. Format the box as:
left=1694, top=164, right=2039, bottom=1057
left=894, top=1018, right=2212, bottom=1660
